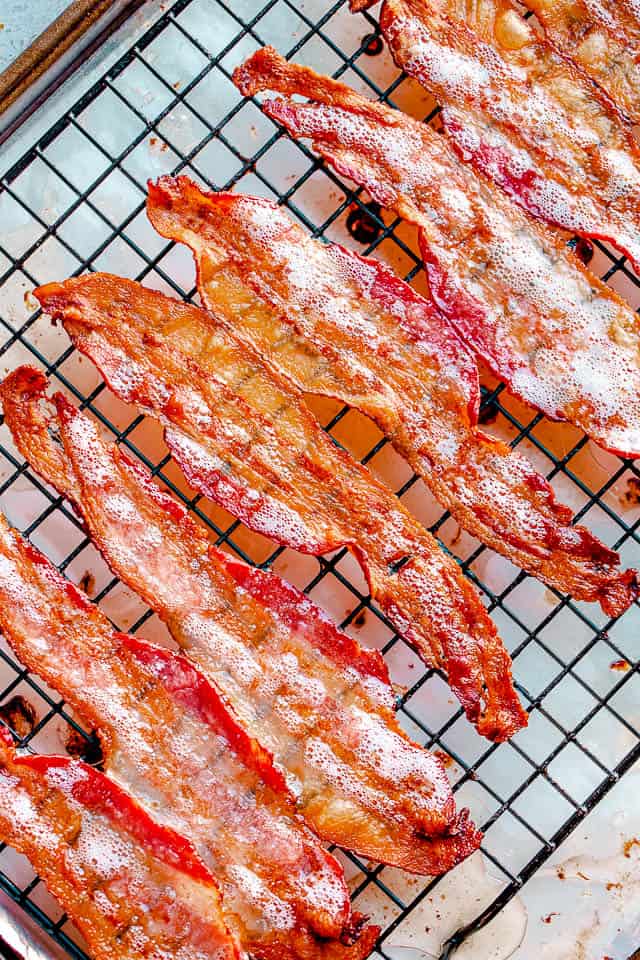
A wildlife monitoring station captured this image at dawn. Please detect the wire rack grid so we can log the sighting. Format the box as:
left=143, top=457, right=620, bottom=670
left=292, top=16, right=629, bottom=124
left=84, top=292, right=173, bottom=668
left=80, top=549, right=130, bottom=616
left=0, top=0, right=639, bottom=958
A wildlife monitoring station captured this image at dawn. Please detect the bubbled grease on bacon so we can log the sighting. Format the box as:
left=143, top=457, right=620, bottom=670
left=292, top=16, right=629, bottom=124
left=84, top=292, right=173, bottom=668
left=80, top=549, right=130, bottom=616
left=371, top=0, right=640, bottom=274
left=31, top=275, right=525, bottom=742
left=232, top=46, right=640, bottom=462
left=522, top=0, right=640, bottom=125
left=146, top=174, right=637, bottom=620
left=0, top=512, right=376, bottom=959
left=0, top=725, right=244, bottom=960
left=53, top=394, right=471, bottom=853
left=0, top=365, right=481, bottom=876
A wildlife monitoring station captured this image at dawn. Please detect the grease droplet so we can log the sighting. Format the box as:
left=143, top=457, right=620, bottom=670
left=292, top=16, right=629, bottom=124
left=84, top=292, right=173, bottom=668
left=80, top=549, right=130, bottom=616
left=362, top=33, right=383, bottom=56
left=65, top=728, right=105, bottom=768
left=0, top=696, right=36, bottom=739
left=346, top=201, right=382, bottom=244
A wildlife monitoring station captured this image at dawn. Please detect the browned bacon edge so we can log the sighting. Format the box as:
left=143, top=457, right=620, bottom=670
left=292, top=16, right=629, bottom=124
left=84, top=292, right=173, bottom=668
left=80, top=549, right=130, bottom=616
left=28, top=273, right=527, bottom=742
left=522, top=0, right=640, bottom=125
left=0, top=509, right=379, bottom=959
left=231, top=47, right=640, bottom=463
left=372, top=0, right=640, bottom=275
left=0, top=364, right=483, bottom=874
left=0, top=725, right=244, bottom=960
left=146, top=175, right=638, bottom=621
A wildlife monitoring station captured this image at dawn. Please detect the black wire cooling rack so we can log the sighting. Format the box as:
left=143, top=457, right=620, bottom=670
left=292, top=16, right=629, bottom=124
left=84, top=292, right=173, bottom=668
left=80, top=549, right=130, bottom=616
left=0, top=1, right=640, bottom=958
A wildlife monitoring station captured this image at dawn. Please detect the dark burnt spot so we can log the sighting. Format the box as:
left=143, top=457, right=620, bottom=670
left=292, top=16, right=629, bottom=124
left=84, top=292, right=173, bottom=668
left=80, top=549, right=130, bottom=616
left=449, top=524, right=462, bottom=547
left=623, top=476, right=640, bottom=506
left=353, top=609, right=367, bottom=628
left=340, top=911, right=370, bottom=946
left=65, top=728, right=105, bottom=768
left=362, top=33, right=383, bottom=56
left=79, top=570, right=96, bottom=596
left=569, top=236, right=594, bottom=266
left=346, top=201, right=382, bottom=245
left=0, top=696, right=36, bottom=739
left=478, top=397, right=500, bottom=425
left=142, top=331, right=163, bottom=349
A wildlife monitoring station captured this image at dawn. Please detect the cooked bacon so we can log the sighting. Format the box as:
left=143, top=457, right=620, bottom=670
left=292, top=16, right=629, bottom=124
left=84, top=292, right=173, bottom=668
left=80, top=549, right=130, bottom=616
left=362, top=0, right=640, bottom=274
left=0, top=726, right=243, bottom=960
left=0, top=367, right=482, bottom=874
left=28, top=281, right=526, bottom=741
left=145, top=176, right=637, bottom=619
left=0, top=515, right=376, bottom=960
left=233, top=47, right=640, bottom=460
left=523, top=0, right=640, bottom=124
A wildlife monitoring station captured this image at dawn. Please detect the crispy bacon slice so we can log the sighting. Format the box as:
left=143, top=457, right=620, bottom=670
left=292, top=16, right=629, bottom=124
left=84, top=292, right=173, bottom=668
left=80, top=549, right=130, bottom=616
left=523, top=0, right=640, bottom=124
left=0, top=367, right=482, bottom=874
left=0, top=515, right=376, bottom=960
left=28, top=280, right=526, bottom=741
left=0, top=727, right=243, bottom=960
left=233, top=47, right=640, bottom=460
left=360, top=0, right=640, bottom=274
left=147, top=176, right=637, bottom=619
left=0, top=512, right=377, bottom=960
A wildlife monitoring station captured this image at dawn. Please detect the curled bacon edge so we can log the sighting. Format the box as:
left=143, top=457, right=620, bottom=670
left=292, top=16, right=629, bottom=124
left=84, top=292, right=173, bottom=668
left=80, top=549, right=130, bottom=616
left=522, top=0, right=640, bottom=125
left=0, top=512, right=381, bottom=959
left=0, top=364, right=482, bottom=877
left=27, top=271, right=528, bottom=742
left=368, top=0, right=640, bottom=276
left=231, top=45, right=640, bottom=462
left=146, top=174, right=638, bottom=621
left=0, top=725, right=245, bottom=960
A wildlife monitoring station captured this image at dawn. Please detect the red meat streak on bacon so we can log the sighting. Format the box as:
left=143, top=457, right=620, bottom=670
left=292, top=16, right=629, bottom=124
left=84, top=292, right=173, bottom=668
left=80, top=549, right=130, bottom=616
left=0, top=726, right=243, bottom=960
left=28, top=276, right=526, bottom=742
left=0, top=365, right=481, bottom=877
left=352, top=0, right=640, bottom=275
left=146, top=175, right=637, bottom=620
left=0, top=515, right=376, bottom=959
left=522, top=0, right=640, bottom=125
left=232, top=47, right=640, bottom=461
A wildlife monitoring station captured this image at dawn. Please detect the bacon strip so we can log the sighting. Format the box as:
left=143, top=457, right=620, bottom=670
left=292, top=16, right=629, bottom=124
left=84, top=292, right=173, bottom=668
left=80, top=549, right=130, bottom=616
left=0, top=727, right=243, bottom=960
left=28, top=280, right=526, bottom=741
left=0, top=367, right=481, bottom=874
left=233, top=47, right=640, bottom=460
left=147, top=175, right=637, bottom=619
left=0, top=515, right=375, bottom=960
left=361, top=0, right=640, bottom=274
left=523, top=0, right=640, bottom=124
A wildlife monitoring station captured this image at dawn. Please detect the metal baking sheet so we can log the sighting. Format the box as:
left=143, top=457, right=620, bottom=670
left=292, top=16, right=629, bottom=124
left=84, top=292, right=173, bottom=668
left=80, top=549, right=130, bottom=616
left=0, top=0, right=143, bottom=144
